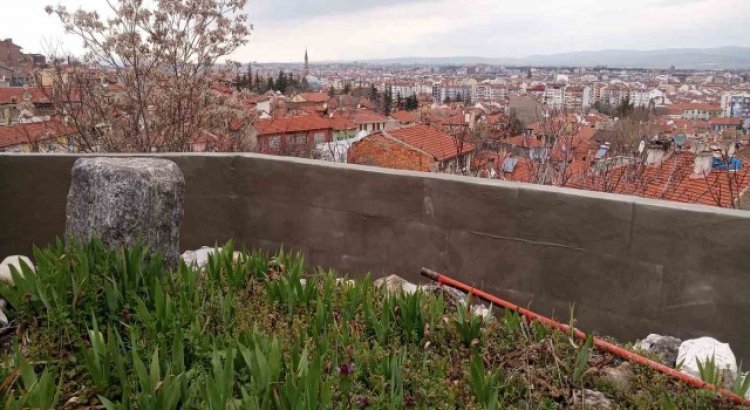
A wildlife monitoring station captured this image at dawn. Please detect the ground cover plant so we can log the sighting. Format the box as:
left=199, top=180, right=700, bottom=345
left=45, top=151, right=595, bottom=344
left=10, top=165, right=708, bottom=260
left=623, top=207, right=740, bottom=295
left=0, top=239, right=744, bottom=409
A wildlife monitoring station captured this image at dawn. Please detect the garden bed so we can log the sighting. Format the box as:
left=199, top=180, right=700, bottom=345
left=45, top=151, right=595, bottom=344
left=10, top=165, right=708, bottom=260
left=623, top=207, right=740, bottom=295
left=0, top=240, right=743, bottom=409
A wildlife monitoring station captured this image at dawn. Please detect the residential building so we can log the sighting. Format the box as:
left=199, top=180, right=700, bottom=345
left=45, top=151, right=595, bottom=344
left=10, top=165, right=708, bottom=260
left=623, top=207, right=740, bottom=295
left=668, top=103, right=723, bottom=121
left=328, top=110, right=357, bottom=141
left=432, top=83, right=471, bottom=103
left=564, top=86, right=593, bottom=110
left=722, top=92, right=750, bottom=122
left=351, top=109, right=390, bottom=134
left=0, top=120, right=76, bottom=152
left=709, top=117, right=744, bottom=132
left=254, top=114, right=332, bottom=155
left=348, top=123, right=476, bottom=173
left=0, top=87, right=53, bottom=124
left=543, top=84, right=565, bottom=110
left=629, top=88, right=651, bottom=108
left=0, top=39, right=44, bottom=85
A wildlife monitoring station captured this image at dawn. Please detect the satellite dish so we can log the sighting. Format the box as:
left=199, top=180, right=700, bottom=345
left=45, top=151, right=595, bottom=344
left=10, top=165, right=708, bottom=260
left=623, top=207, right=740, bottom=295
left=638, top=140, right=646, bottom=154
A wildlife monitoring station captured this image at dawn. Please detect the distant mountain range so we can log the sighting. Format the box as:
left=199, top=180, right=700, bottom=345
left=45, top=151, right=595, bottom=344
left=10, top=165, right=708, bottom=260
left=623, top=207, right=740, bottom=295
left=352, top=47, right=750, bottom=69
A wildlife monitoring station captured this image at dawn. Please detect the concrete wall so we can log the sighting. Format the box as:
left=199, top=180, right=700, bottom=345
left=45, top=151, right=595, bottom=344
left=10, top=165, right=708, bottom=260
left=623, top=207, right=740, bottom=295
left=2, top=153, right=750, bottom=360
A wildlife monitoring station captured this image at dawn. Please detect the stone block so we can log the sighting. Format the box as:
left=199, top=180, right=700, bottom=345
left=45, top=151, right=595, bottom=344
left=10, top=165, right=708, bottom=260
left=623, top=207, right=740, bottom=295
left=65, top=157, right=185, bottom=267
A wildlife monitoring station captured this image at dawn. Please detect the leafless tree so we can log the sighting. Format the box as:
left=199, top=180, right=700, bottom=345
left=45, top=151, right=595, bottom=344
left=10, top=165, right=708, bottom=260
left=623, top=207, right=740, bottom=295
left=514, top=109, right=583, bottom=186
left=42, top=0, right=253, bottom=152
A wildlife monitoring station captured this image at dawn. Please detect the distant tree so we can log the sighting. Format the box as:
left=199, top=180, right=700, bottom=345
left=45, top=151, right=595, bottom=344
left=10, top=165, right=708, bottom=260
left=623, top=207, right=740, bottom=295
left=267, top=76, right=275, bottom=92
left=506, top=111, right=523, bottom=136
left=254, top=72, right=263, bottom=92
left=328, top=86, right=335, bottom=97
left=343, top=82, right=352, bottom=95
left=234, top=63, right=252, bottom=91
left=396, top=93, right=403, bottom=110
left=276, top=70, right=288, bottom=94
left=616, top=95, right=635, bottom=118
left=444, top=95, right=452, bottom=104
left=383, top=87, right=393, bottom=116
left=455, top=93, right=463, bottom=103
left=369, top=84, right=378, bottom=102
left=405, top=94, right=419, bottom=111
left=44, top=0, right=252, bottom=152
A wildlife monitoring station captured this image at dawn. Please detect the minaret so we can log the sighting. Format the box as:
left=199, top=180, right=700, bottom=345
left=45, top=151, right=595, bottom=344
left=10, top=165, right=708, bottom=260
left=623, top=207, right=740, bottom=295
left=304, top=48, right=309, bottom=77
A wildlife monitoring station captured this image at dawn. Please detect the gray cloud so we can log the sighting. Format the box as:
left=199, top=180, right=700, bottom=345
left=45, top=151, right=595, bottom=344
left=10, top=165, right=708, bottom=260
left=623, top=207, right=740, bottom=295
left=250, top=0, right=436, bottom=21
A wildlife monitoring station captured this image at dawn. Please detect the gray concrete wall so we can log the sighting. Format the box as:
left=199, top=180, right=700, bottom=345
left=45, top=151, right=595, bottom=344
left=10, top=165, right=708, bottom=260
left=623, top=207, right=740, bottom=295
left=2, top=153, right=750, bottom=360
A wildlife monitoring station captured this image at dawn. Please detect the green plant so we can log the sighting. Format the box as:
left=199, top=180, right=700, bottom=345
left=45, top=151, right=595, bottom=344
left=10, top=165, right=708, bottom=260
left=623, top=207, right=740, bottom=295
left=2, top=351, right=62, bottom=410
left=531, top=320, right=549, bottom=341
left=81, top=314, right=116, bottom=391
left=572, top=334, right=594, bottom=384
left=696, top=354, right=722, bottom=386
left=203, top=347, right=236, bottom=410
left=393, top=289, right=426, bottom=342
left=0, top=239, right=736, bottom=409
left=365, top=291, right=393, bottom=345
left=265, top=251, right=317, bottom=316
left=385, top=351, right=405, bottom=410
left=454, top=299, right=484, bottom=347
left=274, top=344, right=331, bottom=409
left=731, top=362, right=750, bottom=398
left=237, top=331, right=282, bottom=408
left=469, top=352, right=503, bottom=409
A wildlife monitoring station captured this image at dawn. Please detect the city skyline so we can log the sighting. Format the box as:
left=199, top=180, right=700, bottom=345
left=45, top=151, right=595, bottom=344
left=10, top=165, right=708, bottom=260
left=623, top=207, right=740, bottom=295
left=0, top=0, right=748, bottom=63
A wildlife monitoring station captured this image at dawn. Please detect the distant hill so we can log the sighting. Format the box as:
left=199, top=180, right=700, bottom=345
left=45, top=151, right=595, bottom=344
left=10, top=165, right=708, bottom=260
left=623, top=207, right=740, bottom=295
left=356, top=47, right=750, bottom=69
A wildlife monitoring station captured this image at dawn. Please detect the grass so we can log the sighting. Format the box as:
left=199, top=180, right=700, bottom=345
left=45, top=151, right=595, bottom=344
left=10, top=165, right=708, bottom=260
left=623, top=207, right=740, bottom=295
left=0, top=239, right=744, bottom=409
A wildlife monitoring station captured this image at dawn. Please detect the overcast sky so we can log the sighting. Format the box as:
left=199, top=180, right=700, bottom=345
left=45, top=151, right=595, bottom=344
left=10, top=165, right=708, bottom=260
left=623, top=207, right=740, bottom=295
left=1, top=0, right=748, bottom=63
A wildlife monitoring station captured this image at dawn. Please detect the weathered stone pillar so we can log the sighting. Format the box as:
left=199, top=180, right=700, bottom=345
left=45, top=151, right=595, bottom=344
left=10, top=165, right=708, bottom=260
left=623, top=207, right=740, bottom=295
left=65, top=157, right=185, bottom=267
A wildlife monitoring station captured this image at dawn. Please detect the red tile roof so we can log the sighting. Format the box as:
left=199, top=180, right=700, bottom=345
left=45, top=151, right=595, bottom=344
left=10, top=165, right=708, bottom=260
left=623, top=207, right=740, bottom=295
left=254, top=114, right=331, bottom=136
left=0, top=120, right=75, bottom=149
left=296, top=92, right=330, bottom=103
left=244, top=94, right=271, bottom=104
left=386, top=124, right=475, bottom=160
left=0, top=87, right=50, bottom=105
left=328, top=111, right=356, bottom=131
left=567, top=152, right=750, bottom=208
left=710, top=117, right=743, bottom=126
left=351, top=109, right=388, bottom=124
left=506, top=135, right=544, bottom=148
left=391, top=110, right=419, bottom=123
left=668, top=102, right=722, bottom=112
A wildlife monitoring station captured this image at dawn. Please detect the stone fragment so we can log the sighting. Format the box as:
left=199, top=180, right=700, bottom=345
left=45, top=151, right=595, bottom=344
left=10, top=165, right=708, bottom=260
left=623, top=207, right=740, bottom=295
left=0, top=299, right=7, bottom=326
left=600, top=362, right=635, bottom=392
left=0, top=255, right=33, bottom=285
left=634, top=334, right=682, bottom=367
left=374, top=274, right=418, bottom=294
left=181, top=246, right=241, bottom=269
left=65, top=157, right=185, bottom=267
left=377, top=275, right=493, bottom=319
left=571, top=389, right=612, bottom=409
left=677, top=337, right=737, bottom=382
left=422, top=283, right=468, bottom=307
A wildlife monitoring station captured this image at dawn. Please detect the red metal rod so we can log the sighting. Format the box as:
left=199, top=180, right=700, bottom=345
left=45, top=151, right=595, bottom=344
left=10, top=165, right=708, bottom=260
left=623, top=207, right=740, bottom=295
left=420, top=267, right=750, bottom=407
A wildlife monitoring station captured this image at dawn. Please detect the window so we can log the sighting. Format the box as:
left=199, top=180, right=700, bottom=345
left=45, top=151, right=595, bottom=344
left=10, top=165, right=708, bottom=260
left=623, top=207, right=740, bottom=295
left=290, top=133, right=307, bottom=146
left=313, top=132, right=326, bottom=143
left=268, top=135, right=281, bottom=150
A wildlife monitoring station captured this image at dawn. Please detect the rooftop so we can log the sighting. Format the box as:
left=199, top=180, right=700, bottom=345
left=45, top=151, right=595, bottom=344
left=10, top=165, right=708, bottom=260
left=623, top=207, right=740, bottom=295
left=385, top=123, right=476, bottom=160
left=254, top=113, right=332, bottom=136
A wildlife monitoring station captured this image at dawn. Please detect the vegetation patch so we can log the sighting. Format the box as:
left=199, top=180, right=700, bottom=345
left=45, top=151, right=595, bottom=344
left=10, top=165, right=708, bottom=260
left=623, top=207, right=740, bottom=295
left=0, top=240, right=743, bottom=409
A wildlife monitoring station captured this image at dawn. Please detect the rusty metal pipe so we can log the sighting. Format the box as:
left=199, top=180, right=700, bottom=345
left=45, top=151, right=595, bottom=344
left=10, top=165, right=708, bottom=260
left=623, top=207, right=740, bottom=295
left=420, top=267, right=750, bottom=407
